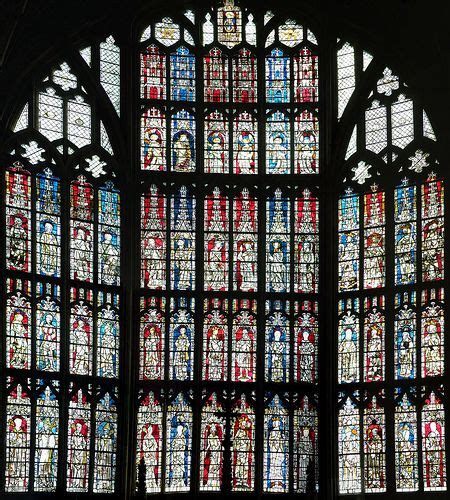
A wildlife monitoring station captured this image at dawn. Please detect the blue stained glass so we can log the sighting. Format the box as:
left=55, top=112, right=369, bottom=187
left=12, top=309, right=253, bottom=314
left=170, top=47, right=195, bottom=101
left=267, top=111, right=290, bottom=174
left=171, top=111, right=196, bottom=172
left=264, top=394, right=289, bottom=492
left=266, top=48, right=290, bottom=103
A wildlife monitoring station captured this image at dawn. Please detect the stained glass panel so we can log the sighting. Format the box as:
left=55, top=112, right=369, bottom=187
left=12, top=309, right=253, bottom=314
left=295, top=110, right=319, bottom=174
left=170, top=47, right=195, bottom=101
left=141, top=108, right=166, bottom=171
left=294, top=301, right=318, bottom=383
left=69, top=287, right=93, bottom=376
left=232, top=299, right=257, bottom=382
left=203, top=299, right=228, bottom=381
left=265, top=300, right=289, bottom=383
left=338, top=395, right=361, bottom=494
left=204, top=111, right=229, bottom=173
left=204, top=48, right=229, bottom=102
left=169, top=298, right=194, bottom=381
left=140, top=297, right=165, bottom=380
left=36, top=283, right=60, bottom=372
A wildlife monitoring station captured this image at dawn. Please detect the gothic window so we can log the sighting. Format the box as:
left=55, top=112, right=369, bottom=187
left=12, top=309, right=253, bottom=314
left=2, top=36, right=121, bottom=494
left=337, top=52, right=446, bottom=493
left=1, top=1, right=448, bottom=499
left=137, top=2, right=319, bottom=494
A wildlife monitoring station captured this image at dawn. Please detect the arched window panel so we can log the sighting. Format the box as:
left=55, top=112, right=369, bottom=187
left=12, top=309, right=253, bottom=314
left=232, top=299, right=257, bottom=383
left=233, top=186, right=257, bottom=291
left=233, top=111, right=258, bottom=174
left=171, top=110, right=196, bottom=173
left=364, top=392, right=386, bottom=493
left=338, top=298, right=360, bottom=384
left=165, top=391, right=193, bottom=492
left=139, top=296, right=165, bottom=381
left=364, top=295, right=385, bottom=383
left=169, top=297, right=195, bottom=381
left=170, top=46, right=196, bottom=101
left=266, top=110, right=290, bottom=174
left=265, top=300, right=290, bottom=383
left=141, top=184, right=167, bottom=289
left=294, top=394, right=319, bottom=493
left=263, top=393, right=289, bottom=492
left=338, top=393, right=361, bottom=494
left=203, top=299, right=228, bottom=381
left=422, top=388, right=447, bottom=491
left=204, top=48, right=229, bottom=103
left=232, top=48, right=257, bottom=103
left=266, top=187, right=290, bottom=291
left=294, top=300, right=319, bottom=383
left=141, top=107, right=166, bottom=172
left=93, top=389, right=118, bottom=493
left=295, top=109, right=319, bottom=174
left=170, top=185, right=196, bottom=290
left=205, top=110, right=229, bottom=173
left=395, top=388, right=419, bottom=492
left=204, top=186, right=229, bottom=292
left=136, top=389, right=163, bottom=493
left=36, top=282, right=61, bottom=372
left=336, top=40, right=373, bottom=119
left=266, top=48, right=290, bottom=103
left=199, top=391, right=226, bottom=491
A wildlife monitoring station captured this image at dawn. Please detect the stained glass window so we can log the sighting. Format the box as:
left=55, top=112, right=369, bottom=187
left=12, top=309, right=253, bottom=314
left=136, top=4, right=320, bottom=495
left=2, top=40, right=121, bottom=494
left=338, top=62, right=447, bottom=494
left=3, top=2, right=448, bottom=498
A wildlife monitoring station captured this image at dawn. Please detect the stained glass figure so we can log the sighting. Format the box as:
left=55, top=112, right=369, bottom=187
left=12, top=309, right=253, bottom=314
left=98, top=182, right=120, bottom=285
left=364, top=296, right=385, bottom=382
left=204, top=111, right=228, bottom=173
left=338, top=190, right=359, bottom=291
left=232, top=48, right=257, bottom=103
left=200, top=393, right=225, bottom=491
left=204, top=48, right=229, bottom=102
left=266, top=49, right=290, bottom=103
left=264, top=394, right=289, bottom=492
left=395, top=391, right=418, bottom=492
left=136, top=391, right=163, bottom=493
left=232, top=299, right=256, bottom=382
left=97, top=292, right=120, bottom=378
left=36, top=283, right=60, bottom=372
left=203, top=299, right=228, bottom=381
left=217, top=0, right=242, bottom=48
left=422, top=174, right=444, bottom=281
left=170, top=186, right=195, bottom=290
left=204, top=187, right=229, bottom=290
left=364, top=187, right=385, bottom=289
left=140, top=297, right=165, bottom=380
left=70, top=176, right=94, bottom=282
left=338, top=395, right=361, bottom=494
left=6, top=279, right=31, bottom=370
left=267, top=189, right=289, bottom=291
left=422, top=390, right=446, bottom=491
left=294, top=301, right=318, bottom=383
left=231, top=394, right=255, bottom=491
left=395, top=179, right=417, bottom=285
left=295, top=189, right=319, bottom=292
left=364, top=394, right=386, bottom=492
left=94, top=392, right=118, bottom=493
left=233, top=112, right=257, bottom=174
left=169, top=298, right=194, bottom=381
left=141, top=108, right=166, bottom=171
left=338, top=298, right=359, bottom=383
left=5, top=380, right=31, bottom=492
left=395, top=292, right=416, bottom=380
left=141, top=45, right=166, bottom=99
left=67, top=386, right=91, bottom=492
left=69, top=287, right=93, bottom=376
left=265, top=300, right=289, bottom=383
left=171, top=111, right=195, bottom=172
left=295, top=110, right=319, bottom=173
left=35, top=382, right=59, bottom=492
left=36, top=168, right=61, bottom=277
left=421, top=288, right=444, bottom=378
left=141, top=185, right=166, bottom=289
left=294, top=395, right=318, bottom=493
left=294, top=48, right=318, bottom=102
left=233, top=188, right=257, bottom=291
left=266, top=111, right=290, bottom=174
left=165, top=393, right=192, bottom=492
left=6, top=164, right=31, bottom=272
left=170, top=47, right=195, bottom=101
